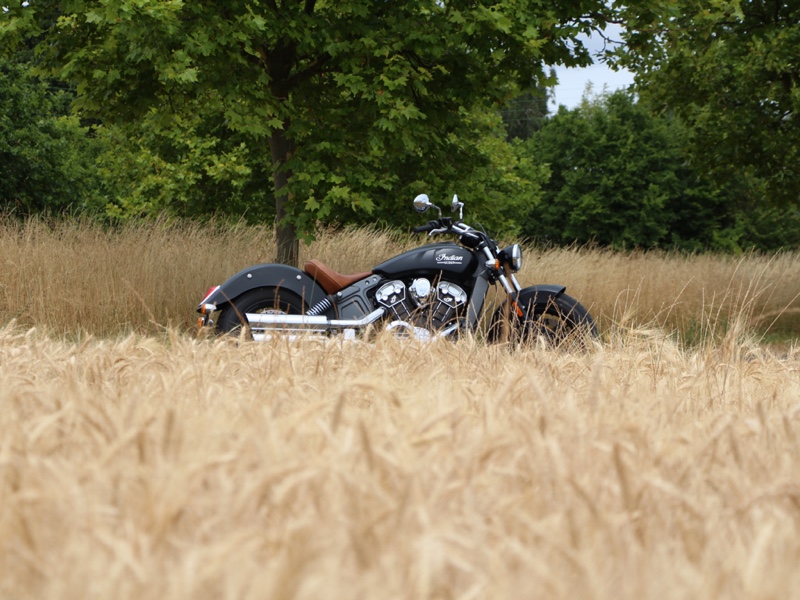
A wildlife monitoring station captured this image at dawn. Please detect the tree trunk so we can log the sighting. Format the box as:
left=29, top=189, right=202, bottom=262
left=269, top=128, right=299, bottom=266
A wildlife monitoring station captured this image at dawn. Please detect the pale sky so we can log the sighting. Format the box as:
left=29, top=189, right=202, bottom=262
left=552, top=63, right=635, bottom=109
left=550, top=23, right=635, bottom=110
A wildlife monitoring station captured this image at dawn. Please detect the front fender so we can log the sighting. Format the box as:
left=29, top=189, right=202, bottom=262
left=199, top=264, right=327, bottom=312
left=493, top=284, right=567, bottom=314
left=515, top=284, right=567, bottom=309
left=487, top=284, right=567, bottom=342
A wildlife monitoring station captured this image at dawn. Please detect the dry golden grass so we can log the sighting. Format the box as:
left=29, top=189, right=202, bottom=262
left=0, top=216, right=274, bottom=337
left=3, top=218, right=800, bottom=597
left=1, top=323, right=799, bottom=599
left=530, top=245, right=800, bottom=343
left=1, top=216, right=799, bottom=340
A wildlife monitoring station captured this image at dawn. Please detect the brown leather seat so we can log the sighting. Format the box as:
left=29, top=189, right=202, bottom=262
left=304, top=259, right=372, bottom=295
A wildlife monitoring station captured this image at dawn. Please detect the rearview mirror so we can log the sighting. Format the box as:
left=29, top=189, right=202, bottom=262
left=413, top=194, right=432, bottom=213
left=451, top=194, right=464, bottom=220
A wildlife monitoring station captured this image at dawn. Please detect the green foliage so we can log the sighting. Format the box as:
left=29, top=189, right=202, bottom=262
left=2, top=0, right=616, bottom=252
left=95, top=113, right=273, bottom=222
left=619, top=0, right=800, bottom=211
left=522, top=90, right=743, bottom=250
left=286, top=103, right=548, bottom=238
left=0, top=55, right=107, bottom=215
left=500, top=83, right=552, bottom=141
left=92, top=91, right=549, bottom=237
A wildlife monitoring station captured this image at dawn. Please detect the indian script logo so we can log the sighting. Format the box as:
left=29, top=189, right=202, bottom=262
left=435, top=251, right=465, bottom=265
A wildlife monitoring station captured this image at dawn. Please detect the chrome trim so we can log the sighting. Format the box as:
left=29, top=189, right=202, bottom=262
left=246, top=314, right=329, bottom=326
left=438, top=322, right=460, bottom=337
left=385, top=320, right=431, bottom=342
left=451, top=194, right=464, bottom=220
left=497, top=273, right=515, bottom=295
left=329, top=308, right=386, bottom=327
left=413, top=194, right=432, bottom=213
left=307, top=297, right=333, bottom=316
left=510, top=243, right=522, bottom=272
left=245, top=307, right=385, bottom=329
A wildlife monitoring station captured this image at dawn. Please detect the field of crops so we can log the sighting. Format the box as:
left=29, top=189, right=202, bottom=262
left=1, top=219, right=800, bottom=598
left=2, top=216, right=800, bottom=339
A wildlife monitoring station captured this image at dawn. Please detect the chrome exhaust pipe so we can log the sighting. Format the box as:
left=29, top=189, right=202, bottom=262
left=245, top=307, right=386, bottom=330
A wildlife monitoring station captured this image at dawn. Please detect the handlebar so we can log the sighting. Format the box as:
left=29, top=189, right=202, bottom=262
left=412, top=220, right=440, bottom=233
left=413, top=218, right=484, bottom=244
left=411, top=194, right=490, bottom=250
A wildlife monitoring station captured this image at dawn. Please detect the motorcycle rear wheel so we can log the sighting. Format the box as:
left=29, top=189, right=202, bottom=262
left=216, top=287, right=306, bottom=337
left=489, top=293, right=597, bottom=349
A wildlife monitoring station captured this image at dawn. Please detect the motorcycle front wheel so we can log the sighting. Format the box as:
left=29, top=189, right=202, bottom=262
left=216, top=287, right=306, bottom=337
left=489, top=293, right=597, bottom=349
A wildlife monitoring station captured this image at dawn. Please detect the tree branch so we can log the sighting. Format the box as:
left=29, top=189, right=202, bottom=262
left=283, top=53, right=331, bottom=90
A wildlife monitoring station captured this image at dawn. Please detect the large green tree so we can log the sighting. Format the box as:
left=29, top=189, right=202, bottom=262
left=522, top=90, right=744, bottom=250
left=94, top=99, right=549, bottom=239
left=94, top=110, right=274, bottom=221
left=619, top=0, right=800, bottom=209
left=0, top=54, right=107, bottom=215
left=2, top=0, right=615, bottom=264
left=500, top=82, right=552, bottom=141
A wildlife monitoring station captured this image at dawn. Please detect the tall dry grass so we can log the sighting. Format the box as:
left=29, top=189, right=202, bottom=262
left=3, top=217, right=800, bottom=597
left=1, top=323, right=799, bottom=599
left=530, top=245, right=800, bottom=343
left=1, top=216, right=799, bottom=339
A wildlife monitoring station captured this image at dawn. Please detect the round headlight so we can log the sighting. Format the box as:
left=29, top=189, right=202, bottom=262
left=503, top=244, right=522, bottom=272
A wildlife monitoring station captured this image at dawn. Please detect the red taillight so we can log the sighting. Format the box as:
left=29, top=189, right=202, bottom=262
left=200, top=285, right=219, bottom=304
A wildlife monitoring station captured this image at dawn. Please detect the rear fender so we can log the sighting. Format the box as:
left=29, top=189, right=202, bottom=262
left=198, top=264, right=327, bottom=312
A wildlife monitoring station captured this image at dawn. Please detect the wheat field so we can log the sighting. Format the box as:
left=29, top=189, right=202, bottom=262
left=2, top=216, right=800, bottom=338
left=2, top=218, right=800, bottom=598
left=2, top=325, right=800, bottom=599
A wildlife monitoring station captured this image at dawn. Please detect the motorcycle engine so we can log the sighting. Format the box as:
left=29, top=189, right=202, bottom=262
left=375, top=278, right=467, bottom=334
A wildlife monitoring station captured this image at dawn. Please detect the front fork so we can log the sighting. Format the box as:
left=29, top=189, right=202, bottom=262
left=482, top=246, right=524, bottom=317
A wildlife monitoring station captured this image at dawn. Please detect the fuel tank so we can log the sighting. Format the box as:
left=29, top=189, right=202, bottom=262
left=373, top=243, right=478, bottom=279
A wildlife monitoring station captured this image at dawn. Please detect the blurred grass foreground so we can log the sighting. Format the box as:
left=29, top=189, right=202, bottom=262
left=2, top=216, right=800, bottom=598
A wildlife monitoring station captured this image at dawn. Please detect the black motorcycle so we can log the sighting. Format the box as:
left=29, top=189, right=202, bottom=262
left=197, top=194, right=597, bottom=344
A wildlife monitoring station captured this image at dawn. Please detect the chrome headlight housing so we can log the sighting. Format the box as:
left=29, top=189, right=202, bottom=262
left=501, top=244, right=523, bottom=272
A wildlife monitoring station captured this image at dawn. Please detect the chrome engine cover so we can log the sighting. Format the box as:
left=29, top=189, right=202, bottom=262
left=408, top=278, right=433, bottom=306
left=375, top=279, right=467, bottom=333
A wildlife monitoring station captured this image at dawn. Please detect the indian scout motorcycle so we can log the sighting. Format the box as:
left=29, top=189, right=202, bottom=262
left=197, top=194, right=597, bottom=344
